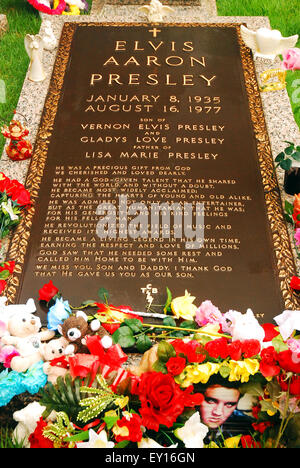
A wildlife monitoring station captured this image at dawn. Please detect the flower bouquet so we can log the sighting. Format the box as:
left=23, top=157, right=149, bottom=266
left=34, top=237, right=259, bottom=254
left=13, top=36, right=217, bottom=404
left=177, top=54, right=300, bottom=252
left=26, top=0, right=89, bottom=15
left=2, top=284, right=299, bottom=449
left=0, top=172, right=31, bottom=239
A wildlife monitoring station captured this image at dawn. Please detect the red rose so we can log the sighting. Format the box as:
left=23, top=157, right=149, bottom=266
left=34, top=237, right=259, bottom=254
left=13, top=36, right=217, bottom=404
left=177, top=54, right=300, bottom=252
left=259, top=346, right=281, bottom=378
left=290, top=275, right=300, bottom=291
left=166, top=356, right=186, bottom=376
left=185, top=341, right=206, bottom=363
left=277, top=349, right=300, bottom=374
left=262, top=323, right=279, bottom=342
left=114, top=413, right=143, bottom=443
left=241, top=339, right=261, bottom=358
left=227, top=340, right=242, bottom=360
left=205, top=337, right=229, bottom=359
left=38, top=280, right=59, bottom=302
left=29, top=418, right=54, bottom=448
left=170, top=339, right=189, bottom=355
left=136, top=372, right=200, bottom=431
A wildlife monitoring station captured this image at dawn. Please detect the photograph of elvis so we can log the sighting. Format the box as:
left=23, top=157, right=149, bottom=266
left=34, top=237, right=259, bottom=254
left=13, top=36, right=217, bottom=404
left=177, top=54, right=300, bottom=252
left=195, top=375, right=256, bottom=444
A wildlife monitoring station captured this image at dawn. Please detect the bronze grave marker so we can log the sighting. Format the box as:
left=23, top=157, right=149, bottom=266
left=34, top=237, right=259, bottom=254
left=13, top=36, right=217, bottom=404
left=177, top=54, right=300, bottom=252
left=6, top=23, right=299, bottom=322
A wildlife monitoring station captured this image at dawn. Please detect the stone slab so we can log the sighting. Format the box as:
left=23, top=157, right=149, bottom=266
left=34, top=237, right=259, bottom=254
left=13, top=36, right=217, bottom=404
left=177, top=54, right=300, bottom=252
left=0, top=5, right=300, bottom=303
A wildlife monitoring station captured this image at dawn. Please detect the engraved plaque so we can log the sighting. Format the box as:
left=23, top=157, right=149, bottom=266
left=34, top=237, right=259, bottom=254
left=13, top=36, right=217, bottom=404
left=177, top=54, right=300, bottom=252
left=6, top=23, right=299, bottom=323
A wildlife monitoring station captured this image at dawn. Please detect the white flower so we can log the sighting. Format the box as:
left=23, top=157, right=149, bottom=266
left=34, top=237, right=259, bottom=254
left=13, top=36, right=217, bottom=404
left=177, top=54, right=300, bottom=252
left=274, top=310, right=300, bottom=341
left=174, top=412, right=208, bottom=448
left=138, top=438, right=178, bottom=448
left=1, top=199, right=19, bottom=221
left=76, top=429, right=115, bottom=449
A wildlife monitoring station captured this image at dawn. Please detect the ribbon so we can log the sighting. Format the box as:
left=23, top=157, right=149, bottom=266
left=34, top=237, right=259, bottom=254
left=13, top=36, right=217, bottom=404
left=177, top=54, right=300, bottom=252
left=259, top=68, right=286, bottom=92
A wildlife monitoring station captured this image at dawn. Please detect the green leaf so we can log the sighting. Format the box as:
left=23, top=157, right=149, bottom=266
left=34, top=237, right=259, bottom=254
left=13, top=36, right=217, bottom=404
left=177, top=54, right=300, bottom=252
left=180, top=320, right=197, bottom=330
left=115, top=440, right=130, bottom=448
left=64, top=430, right=90, bottom=443
left=164, top=287, right=172, bottom=314
left=157, top=340, right=176, bottom=362
left=219, top=364, right=231, bottom=379
left=284, top=200, right=294, bottom=216
left=97, top=287, right=109, bottom=303
left=285, top=145, right=295, bottom=155
left=0, top=270, right=9, bottom=280
left=136, top=334, right=152, bottom=353
left=275, top=152, right=285, bottom=163
left=112, top=326, right=135, bottom=348
left=292, top=151, right=300, bottom=161
left=152, top=360, right=168, bottom=373
left=272, top=334, right=289, bottom=353
left=123, top=318, right=143, bottom=334
left=103, top=413, right=119, bottom=430
left=163, top=316, right=177, bottom=328
left=284, top=141, right=295, bottom=147
left=280, top=158, right=292, bottom=171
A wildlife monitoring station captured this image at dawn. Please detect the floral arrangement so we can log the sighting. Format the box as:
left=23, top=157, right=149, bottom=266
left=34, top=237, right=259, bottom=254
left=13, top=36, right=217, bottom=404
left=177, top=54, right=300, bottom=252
left=0, top=172, right=31, bottom=239
left=27, top=0, right=89, bottom=16
left=282, top=48, right=300, bottom=71
left=1, top=282, right=300, bottom=449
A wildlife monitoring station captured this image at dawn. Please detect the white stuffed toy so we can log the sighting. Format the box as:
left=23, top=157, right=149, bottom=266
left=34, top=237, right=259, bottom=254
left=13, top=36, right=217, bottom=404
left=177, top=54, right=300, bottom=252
left=0, top=297, right=36, bottom=326
left=13, top=401, right=56, bottom=448
left=224, top=309, right=265, bottom=344
left=2, top=312, right=55, bottom=373
left=40, top=337, right=69, bottom=384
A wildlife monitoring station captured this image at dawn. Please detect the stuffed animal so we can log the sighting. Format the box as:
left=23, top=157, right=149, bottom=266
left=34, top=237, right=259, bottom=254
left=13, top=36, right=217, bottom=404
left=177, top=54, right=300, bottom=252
left=0, top=297, right=36, bottom=326
left=224, top=309, right=265, bottom=344
left=2, top=312, right=55, bottom=373
left=40, top=337, right=69, bottom=384
left=57, top=311, right=101, bottom=355
left=13, top=401, right=56, bottom=448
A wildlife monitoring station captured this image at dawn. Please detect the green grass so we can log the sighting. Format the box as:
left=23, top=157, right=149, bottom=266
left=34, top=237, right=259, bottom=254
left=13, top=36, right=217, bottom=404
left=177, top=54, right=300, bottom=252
left=0, top=0, right=41, bottom=155
left=216, top=0, right=300, bottom=128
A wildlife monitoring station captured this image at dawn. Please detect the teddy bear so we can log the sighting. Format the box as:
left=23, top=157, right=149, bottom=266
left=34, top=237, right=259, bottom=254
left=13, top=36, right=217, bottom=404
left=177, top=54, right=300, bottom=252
left=1, top=311, right=55, bottom=373
left=40, top=336, right=69, bottom=384
left=57, top=311, right=102, bottom=355
left=13, top=401, right=56, bottom=448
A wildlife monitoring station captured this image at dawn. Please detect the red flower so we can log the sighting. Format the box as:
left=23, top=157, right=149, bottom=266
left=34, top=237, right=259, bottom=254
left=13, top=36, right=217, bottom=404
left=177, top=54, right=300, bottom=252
left=0, top=261, right=15, bottom=275
left=240, top=435, right=261, bottom=448
left=262, top=323, right=279, bottom=342
left=69, top=354, right=101, bottom=383
left=0, top=280, right=6, bottom=294
left=259, top=346, right=281, bottom=378
left=166, top=356, right=186, bottom=376
left=101, top=322, right=120, bottom=335
left=241, top=339, right=261, bottom=358
left=252, top=421, right=272, bottom=434
left=29, top=418, right=54, bottom=448
left=185, top=341, right=206, bottom=363
left=27, top=0, right=66, bottom=15
left=278, top=373, right=300, bottom=396
left=170, top=339, right=189, bottom=355
left=136, top=372, right=201, bottom=431
left=277, top=350, right=300, bottom=374
left=227, top=340, right=242, bottom=360
left=205, top=337, right=229, bottom=359
left=290, top=275, right=300, bottom=291
left=114, top=413, right=143, bottom=443
left=38, top=280, right=59, bottom=302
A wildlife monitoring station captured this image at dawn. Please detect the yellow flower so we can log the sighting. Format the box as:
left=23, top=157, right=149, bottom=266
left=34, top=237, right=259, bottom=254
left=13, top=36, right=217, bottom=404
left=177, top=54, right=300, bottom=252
left=171, top=290, right=198, bottom=320
left=228, top=359, right=260, bottom=383
left=115, top=396, right=129, bottom=409
left=224, top=436, right=241, bottom=448
left=112, top=424, right=129, bottom=438
left=178, top=362, right=221, bottom=387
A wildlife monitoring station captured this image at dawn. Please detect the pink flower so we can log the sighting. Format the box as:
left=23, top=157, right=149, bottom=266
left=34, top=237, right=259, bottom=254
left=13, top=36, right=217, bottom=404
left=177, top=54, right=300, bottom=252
left=295, top=228, right=300, bottom=247
left=282, top=48, right=300, bottom=71
left=195, top=300, right=226, bottom=329
left=287, top=338, right=300, bottom=364
left=0, top=346, right=20, bottom=368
